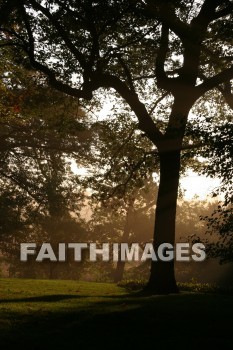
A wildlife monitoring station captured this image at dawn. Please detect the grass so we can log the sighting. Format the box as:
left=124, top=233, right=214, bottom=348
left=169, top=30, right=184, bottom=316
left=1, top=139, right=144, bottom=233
left=0, top=278, right=233, bottom=349
left=118, top=279, right=233, bottom=294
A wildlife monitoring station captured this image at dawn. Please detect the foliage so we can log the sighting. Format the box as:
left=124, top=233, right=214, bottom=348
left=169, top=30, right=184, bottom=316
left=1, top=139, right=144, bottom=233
left=0, top=49, right=94, bottom=277
left=185, top=91, right=233, bottom=263
left=118, top=279, right=233, bottom=295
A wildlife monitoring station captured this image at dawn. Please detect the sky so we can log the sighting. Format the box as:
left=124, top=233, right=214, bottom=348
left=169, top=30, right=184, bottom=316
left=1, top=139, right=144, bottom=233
left=71, top=160, right=221, bottom=201
left=180, top=169, right=221, bottom=200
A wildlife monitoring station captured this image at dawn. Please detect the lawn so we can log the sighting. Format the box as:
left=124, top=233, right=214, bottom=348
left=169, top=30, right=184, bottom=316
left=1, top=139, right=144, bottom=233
left=0, top=278, right=232, bottom=349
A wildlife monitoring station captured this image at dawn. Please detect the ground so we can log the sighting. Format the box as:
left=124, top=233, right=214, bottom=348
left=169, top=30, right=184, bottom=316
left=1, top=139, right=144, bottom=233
left=0, top=278, right=232, bottom=349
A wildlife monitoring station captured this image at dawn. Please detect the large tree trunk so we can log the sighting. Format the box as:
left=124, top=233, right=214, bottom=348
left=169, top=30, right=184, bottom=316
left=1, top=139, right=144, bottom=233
left=146, top=149, right=181, bottom=294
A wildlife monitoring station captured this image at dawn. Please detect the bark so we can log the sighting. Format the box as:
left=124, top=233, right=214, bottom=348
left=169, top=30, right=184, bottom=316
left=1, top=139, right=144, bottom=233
left=114, top=260, right=126, bottom=283
left=143, top=96, right=193, bottom=294
left=113, top=204, right=133, bottom=283
left=145, top=149, right=181, bottom=294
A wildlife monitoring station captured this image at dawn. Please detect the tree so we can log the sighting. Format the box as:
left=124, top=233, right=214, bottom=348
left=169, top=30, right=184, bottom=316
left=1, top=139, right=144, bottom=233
left=87, top=177, right=156, bottom=283
left=0, top=49, right=93, bottom=278
left=76, top=113, right=159, bottom=282
left=189, top=92, right=233, bottom=263
left=0, top=0, right=233, bottom=293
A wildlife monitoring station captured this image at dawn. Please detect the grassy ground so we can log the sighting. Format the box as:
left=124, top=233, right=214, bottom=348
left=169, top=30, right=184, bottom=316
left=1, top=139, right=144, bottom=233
left=0, top=278, right=232, bottom=349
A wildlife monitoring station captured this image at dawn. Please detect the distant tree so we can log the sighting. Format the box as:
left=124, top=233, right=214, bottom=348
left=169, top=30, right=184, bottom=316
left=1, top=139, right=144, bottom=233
left=200, top=122, right=232, bottom=264
left=0, top=50, right=92, bottom=277
left=88, top=177, right=156, bottom=282
left=77, top=113, right=158, bottom=282
left=181, top=79, right=233, bottom=263
left=193, top=110, right=232, bottom=263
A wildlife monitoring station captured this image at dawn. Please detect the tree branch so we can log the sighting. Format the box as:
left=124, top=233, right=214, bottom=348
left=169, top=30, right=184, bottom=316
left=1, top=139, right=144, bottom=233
left=149, top=92, right=169, bottom=116
left=19, top=3, right=35, bottom=57
left=213, top=3, right=233, bottom=20
left=84, top=1, right=100, bottom=66
left=202, top=45, right=233, bottom=66
left=191, top=0, right=222, bottom=33
left=26, top=57, right=93, bottom=100
left=106, top=152, right=150, bottom=199
left=0, top=0, right=17, bottom=26
left=218, top=81, right=233, bottom=110
left=28, top=0, right=87, bottom=70
left=141, top=1, right=189, bottom=43
left=0, top=27, right=28, bottom=45
left=117, top=55, right=135, bottom=92
left=196, top=66, right=233, bottom=97
left=0, top=170, right=42, bottom=204
left=155, top=24, right=175, bottom=92
left=96, top=73, right=164, bottom=145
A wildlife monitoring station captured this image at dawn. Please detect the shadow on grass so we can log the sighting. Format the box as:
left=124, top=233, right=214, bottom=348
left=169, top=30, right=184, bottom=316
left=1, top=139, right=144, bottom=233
left=0, top=294, right=90, bottom=303
left=0, top=293, right=233, bottom=349
left=0, top=290, right=150, bottom=304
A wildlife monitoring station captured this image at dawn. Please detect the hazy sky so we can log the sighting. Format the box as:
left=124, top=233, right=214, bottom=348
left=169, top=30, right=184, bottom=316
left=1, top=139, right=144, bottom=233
left=181, top=170, right=221, bottom=200
left=71, top=160, right=221, bottom=201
